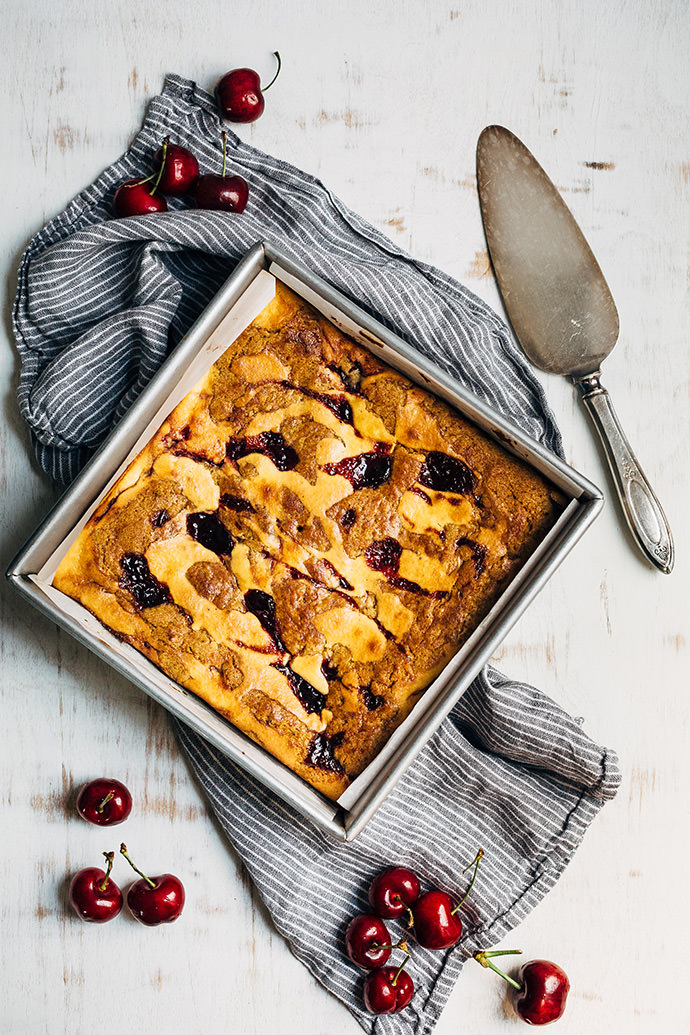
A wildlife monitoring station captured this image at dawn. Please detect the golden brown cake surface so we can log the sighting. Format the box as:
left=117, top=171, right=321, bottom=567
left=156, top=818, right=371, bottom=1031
left=54, top=283, right=561, bottom=799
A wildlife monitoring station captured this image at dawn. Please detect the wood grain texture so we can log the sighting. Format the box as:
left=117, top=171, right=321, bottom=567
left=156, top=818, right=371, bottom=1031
left=2, top=1, right=689, bottom=1032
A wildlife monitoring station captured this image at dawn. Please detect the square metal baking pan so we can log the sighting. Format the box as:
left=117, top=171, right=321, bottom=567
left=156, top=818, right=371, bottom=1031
left=7, top=241, right=603, bottom=840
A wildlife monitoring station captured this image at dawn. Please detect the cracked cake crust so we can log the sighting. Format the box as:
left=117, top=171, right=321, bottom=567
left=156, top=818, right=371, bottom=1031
left=53, top=282, right=562, bottom=800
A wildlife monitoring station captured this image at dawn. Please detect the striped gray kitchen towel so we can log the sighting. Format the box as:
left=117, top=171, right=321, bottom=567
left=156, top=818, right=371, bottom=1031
left=13, top=75, right=620, bottom=1034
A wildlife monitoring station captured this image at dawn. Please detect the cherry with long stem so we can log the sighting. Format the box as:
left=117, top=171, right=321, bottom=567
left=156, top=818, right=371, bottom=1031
left=412, top=848, right=484, bottom=950
left=120, top=843, right=185, bottom=926
left=216, top=52, right=282, bottom=124
left=194, top=133, right=249, bottom=213
left=474, top=951, right=571, bottom=1025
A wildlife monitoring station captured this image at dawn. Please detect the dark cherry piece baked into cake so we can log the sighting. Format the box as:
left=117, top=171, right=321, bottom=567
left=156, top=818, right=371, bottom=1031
left=54, top=283, right=561, bottom=800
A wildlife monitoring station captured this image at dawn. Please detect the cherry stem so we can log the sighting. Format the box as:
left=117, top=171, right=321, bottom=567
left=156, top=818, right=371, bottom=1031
left=473, top=950, right=523, bottom=991
left=261, top=51, right=281, bottom=93
left=370, top=938, right=409, bottom=954
left=119, top=843, right=155, bottom=889
left=404, top=905, right=415, bottom=929
left=390, top=954, right=410, bottom=988
left=451, top=847, right=483, bottom=915
left=123, top=172, right=157, bottom=189
left=221, top=131, right=227, bottom=179
left=96, top=791, right=114, bottom=814
left=98, top=851, right=115, bottom=893
left=149, top=138, right=167, bottom=196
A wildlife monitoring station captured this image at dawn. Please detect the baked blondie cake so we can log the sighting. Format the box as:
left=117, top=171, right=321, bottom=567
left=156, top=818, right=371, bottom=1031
left=54, top=282, right=562, bottom=800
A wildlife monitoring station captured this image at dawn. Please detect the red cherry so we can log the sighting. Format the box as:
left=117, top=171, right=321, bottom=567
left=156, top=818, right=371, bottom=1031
left=195, top=174, right=248, bottom=213
left=369, top=867, right=420, bottom=920
left=216, top=52, right=281, bottom=123
left=413, top=849, right=483, bottom=950
left=114, top=179, right=167, bottom=217
left=120, top=844, right=185, bottom=926
left=363, top=965, right=415, bottom=1015
left=194, top=132, right=248, bottom=213
left=69, top=852, right=122, bottom=923
left=344, top=914, right=391, bottom=969
left=154, top=138, right=199, bottom=196
left=217, top=68, right=264, bottom=123
left=126, top=874, right=185, bottom=926
left=515, top=960, right=570, bottom=1026
left=413, top=889, right=463, bottom=949
left=76, top=778, right=132, bottom=826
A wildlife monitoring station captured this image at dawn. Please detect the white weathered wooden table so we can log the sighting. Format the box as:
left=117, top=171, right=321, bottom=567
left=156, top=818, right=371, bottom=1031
left=2, top=2, right=689, bottom=1032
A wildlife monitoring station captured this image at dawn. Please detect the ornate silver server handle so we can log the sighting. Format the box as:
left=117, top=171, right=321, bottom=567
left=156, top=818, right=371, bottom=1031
left=572, top=372, right=674, bottom=573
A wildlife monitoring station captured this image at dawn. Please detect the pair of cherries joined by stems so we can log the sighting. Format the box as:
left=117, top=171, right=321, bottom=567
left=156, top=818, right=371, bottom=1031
left=69, top=778, right=185, bottom=927
left=347, top=853, right=569, bottom=1025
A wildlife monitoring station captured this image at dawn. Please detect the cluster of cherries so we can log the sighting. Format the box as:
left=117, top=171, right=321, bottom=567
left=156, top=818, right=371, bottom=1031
left=345, top=854, right=570, bottom=1026
left=69, top=778, right=185, bottom=926
left=113, top=53, right=281, bottom=219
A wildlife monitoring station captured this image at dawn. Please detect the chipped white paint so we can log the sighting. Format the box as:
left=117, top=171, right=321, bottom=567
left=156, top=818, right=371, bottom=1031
left=2, top=1, right=689, bottom=1033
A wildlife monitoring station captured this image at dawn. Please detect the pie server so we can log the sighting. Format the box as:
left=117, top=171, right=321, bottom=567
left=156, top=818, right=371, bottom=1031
left=476, top=124, right=674, bottom=574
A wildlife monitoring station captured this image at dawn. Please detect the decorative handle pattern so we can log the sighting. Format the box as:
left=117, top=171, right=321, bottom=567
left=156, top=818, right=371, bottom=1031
left=574, top=372, right=674, bottom=574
